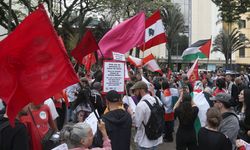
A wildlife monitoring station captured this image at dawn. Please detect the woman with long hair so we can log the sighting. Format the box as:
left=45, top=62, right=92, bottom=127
left=173, top=89, right=199, bottom=150
left=237, top=89, right=250, bottom=143
left=72, top=88, right=93, bottom=123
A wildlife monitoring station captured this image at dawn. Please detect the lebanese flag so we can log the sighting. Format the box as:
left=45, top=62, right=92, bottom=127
left=127, top=56, right=143, bottom=67
left=141, top=10, right=167, bottom=51
left=82, top=52, right=96, bottom=74
left=99, top=12, right=145, bottom=58
left=71, top=30, right=99, bottom=63
left=143, top=54, right=162, bottom=74
left=0, top=5, right=79, bottom=125
left=187, top=58, right=199, bottom=84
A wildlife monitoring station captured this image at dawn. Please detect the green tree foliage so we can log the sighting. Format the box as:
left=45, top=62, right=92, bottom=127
left=161, top=4, right=185, bottom=66
left=212, top=0, right=250, bottom=23
left=212, top=28, right=244, bottom=68
left=171, top=34, right=189, bottom=56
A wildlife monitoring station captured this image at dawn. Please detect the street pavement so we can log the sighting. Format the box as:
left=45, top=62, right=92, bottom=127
left=158, top=137, right=176, bottom=150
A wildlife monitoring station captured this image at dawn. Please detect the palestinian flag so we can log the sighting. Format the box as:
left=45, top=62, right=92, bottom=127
left=192, top=81, right=211, bottom=134
left=182, top=39, right=211, bottom=61
left=193, top=90, right=211, bottom=134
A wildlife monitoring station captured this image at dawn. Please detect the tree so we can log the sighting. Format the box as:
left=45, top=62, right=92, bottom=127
left=212, top=28, right=244, bottom=68
left=171, top=34, right=189, bottom=56
left=161, top=4, right=185, bottom=67
left=212, top=0, right=250, bottom=32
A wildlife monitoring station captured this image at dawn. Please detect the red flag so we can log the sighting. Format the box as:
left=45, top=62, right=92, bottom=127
left=141, top=10, right=167, bottom=51
left=71, top=30, right=99, bottom=64
left=187, top=58, right=199, bottom=84
left=143, top=54, right=162, bottom=74
left=0, top=6, right=79, bottom=124
left=99, top=12, right=145, bottom=58
left=82, top=52, right=96, bottom=73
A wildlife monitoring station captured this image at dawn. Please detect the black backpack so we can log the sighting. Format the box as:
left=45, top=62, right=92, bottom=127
left=143, top=97, right=165, bottom=140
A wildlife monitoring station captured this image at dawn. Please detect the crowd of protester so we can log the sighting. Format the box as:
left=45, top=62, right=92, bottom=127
left=1, top=66, right=250, bottom=150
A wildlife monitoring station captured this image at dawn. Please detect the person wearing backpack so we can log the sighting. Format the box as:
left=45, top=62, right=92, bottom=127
left=133, top=81, right=164, bottom=150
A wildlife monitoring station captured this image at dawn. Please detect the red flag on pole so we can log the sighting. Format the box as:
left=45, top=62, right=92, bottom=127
left=143, top=53, right=162, bottom=74
left=127, top=55, right=143, bottom=67
left=187, top=58, right=199, bottom=84
left=71, top=30, right=99, bottom=64
left=0, top=5, right=79, bottom=125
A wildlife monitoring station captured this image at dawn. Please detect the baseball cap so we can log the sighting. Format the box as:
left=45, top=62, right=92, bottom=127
left=210, top=93, right=232, bottom=104
left=106, top=90, right=120, bottom=102
left=130, top=81, right=148, bottom=90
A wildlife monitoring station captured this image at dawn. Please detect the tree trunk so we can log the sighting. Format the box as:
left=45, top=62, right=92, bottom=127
left=167, top=40, right=172, bottom=68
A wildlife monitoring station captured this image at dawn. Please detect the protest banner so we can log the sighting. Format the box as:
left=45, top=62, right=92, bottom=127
left=112, top=52, right=126, bottom=61
left=103, top=61, right=125, bottom=93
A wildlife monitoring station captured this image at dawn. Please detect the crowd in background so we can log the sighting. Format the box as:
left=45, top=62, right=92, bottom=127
left=1, top=66, right=250, bottom=150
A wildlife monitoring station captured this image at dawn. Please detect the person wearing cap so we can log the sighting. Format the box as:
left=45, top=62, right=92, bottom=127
left=132, top=81, right=163, bottom=150
left=210, top=93, right=240, bottom=150
left=101, top=90, right=132, bottom=150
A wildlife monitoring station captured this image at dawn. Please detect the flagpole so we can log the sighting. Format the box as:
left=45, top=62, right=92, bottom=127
left=206, top=36, right=212, bottom=70
left=8, top=0, right=12, bottom=34
left=98, top=49, right=105, bottom=59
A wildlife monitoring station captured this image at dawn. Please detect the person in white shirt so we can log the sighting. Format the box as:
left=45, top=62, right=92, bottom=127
left=132, top=81, right=163, bottom=150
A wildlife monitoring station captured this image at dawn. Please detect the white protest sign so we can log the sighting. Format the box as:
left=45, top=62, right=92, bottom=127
left=112, top=52, right=126, bottom=61
left=84, top=110, right=99, bottom=135
left=122, top=96, right=136, bottom=113
left=103, top=61, right=125, bottom=93
left=52, top=143, right=68, bottom=150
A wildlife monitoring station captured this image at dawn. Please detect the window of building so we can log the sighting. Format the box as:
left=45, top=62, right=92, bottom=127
left=239, top=47, right=245, bottom=58
left=238, top=19, right=246, bottom=29
left=239, top=34, right=246, bottom=42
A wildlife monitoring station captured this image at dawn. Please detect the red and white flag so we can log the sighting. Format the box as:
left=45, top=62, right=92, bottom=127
left=127, top=56, right=143, bottom=67
left=141, top=10, right=167, bottom=51
left=143, top=54, right=162, bottom=74
left=187, top=58, right=199, bottom=84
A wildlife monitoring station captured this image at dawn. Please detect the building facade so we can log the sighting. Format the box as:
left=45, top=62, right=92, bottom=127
left=235, top=12, right=250, bottom=66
